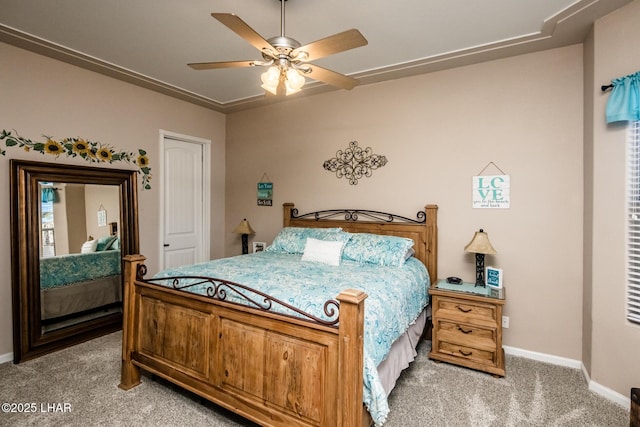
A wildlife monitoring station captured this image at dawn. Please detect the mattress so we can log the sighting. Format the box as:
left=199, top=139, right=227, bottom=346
left=40, top=250, right=121, bottom=289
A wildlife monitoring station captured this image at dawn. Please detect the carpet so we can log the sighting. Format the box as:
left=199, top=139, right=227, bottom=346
left=386, top=341, right=628, bottom=426
left=0, top=332, right=629, bottom=426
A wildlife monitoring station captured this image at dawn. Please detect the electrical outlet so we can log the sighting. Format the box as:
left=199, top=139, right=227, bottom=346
left=502, top=316, right=510, bottom=328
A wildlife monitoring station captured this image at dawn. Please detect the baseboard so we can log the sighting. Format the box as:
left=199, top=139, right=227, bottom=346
left=0, top=351, right=13, bottom=364
left=588, top=377, right=630, bottom=409
left=504, top=345, right=582, bottom=369
left=504, top=345, right=630, bottom=410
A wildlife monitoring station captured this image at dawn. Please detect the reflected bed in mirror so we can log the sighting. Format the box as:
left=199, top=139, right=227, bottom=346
left=10, top=160, right=139, bottom=363
left=39, top=183, right=122, bottom=334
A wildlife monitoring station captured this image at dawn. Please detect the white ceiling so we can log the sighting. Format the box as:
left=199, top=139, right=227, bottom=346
left=0, top=0, right=631, bottom=113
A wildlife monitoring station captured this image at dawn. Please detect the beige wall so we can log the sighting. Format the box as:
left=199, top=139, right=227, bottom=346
left=0, top=41, right=226, bottom=358
left=84, top=184, right=119, bottom=244
left=65, top=184, right=88, bottom=253
left=588, top=0, right=640, bottom=397
left=227, top=45, right=585, bottom=359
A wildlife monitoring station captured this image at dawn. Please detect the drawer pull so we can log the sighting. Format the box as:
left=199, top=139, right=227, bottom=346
left=456, top=305, right=472, bottom=313
left=459, top=349, right=472, bottom=357
left=457, top=326, right=472, bottom=334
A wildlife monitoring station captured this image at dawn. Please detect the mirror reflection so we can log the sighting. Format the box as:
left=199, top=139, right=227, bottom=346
left=11, top=159, right=139, bottom=363
left=38, top=182, right=122, bottom=334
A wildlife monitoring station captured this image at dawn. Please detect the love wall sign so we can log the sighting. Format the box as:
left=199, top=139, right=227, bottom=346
left=472, top=175, right=510, bottom=209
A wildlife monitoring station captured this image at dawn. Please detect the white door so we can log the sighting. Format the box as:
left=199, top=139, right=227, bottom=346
left=160, top=131, right=211, bottom=270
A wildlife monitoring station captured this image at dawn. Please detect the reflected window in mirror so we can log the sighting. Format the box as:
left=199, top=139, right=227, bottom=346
left=40, top=183, right=57, bottom=258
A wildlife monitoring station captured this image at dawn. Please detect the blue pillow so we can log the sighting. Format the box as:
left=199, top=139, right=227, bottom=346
left=342, top=233, right=415, bottom=267
left=266, top=227, right=350, bottom=254
left=110, top=237, right=120, bottom=250
left=96, top=235, right=118, bottom=251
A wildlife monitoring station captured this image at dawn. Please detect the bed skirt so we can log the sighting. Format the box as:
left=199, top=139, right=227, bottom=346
left=377, top=309, right=428, bottom=396
left=40, top=275, right=122, bottom=320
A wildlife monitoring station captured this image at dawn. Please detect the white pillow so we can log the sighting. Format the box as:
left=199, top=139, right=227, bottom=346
left=301, top=238, right=345, bottom=266
left=81, top=239, right=98, bottom=253
left=405, top=247, right=416, bottom=260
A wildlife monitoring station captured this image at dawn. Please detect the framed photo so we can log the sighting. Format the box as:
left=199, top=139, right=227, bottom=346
left=485, top=266, right=503, bottom=288
left=253, top=242, right=266, bottom=253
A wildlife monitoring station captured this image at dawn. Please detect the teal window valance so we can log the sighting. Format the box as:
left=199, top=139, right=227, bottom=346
left=606, top=71, right=640, bottom=123
left=41, top=187, right=56, bottom=203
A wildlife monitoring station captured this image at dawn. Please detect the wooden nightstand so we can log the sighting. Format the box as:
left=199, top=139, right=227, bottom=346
left=428, top=279, right=506, bottom=377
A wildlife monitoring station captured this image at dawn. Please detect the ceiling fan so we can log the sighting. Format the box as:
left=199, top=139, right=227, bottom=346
left=188, top=0, right=368, bottom=96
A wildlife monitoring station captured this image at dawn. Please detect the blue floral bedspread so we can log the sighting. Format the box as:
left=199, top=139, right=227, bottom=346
left=40, top=250, right=121, bottom=289
left=154, top=251, right=429, bottom=426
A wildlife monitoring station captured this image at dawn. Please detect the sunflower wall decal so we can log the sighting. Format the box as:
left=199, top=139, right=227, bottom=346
left=0, top=129, right=152, bottom=189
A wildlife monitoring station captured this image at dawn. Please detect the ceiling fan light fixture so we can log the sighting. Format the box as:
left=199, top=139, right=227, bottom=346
left=291, top=50, right=309, bottom=62
left=260, top=66, right=280, bottom=95
left=285, top=68, right=305, bottom=95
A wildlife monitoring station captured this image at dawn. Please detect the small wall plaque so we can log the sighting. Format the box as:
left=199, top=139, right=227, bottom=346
left=257, top=182, right=273, bottom=206
left=97, top=205, right=107, bottom=227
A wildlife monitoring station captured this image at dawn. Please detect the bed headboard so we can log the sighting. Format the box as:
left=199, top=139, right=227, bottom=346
left=283, top=203, right=438, bottom=284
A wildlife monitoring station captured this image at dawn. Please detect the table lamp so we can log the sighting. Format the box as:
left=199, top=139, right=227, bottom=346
left=233, top=218, right=255, bottom=254
left=464, top=229, right=497, bottom=287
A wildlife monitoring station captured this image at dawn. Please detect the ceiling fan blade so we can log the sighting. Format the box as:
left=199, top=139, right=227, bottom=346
left=293, top=29, right=368, bottom=62
left=305, top=64, right=360, bottom=90
left=188, top=60, right=256, bottom=70
left=211, top=13, right=274, bottom=53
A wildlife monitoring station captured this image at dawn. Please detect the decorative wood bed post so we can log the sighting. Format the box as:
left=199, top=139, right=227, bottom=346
left=118, top=254, right=145, bottom=390
left=336, top=289, right=367, bottom=427
left=283, top=202, right=294, bottom=227
left=425, top=204, right=438, bottom=284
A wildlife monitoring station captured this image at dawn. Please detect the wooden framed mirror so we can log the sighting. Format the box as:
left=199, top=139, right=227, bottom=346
left=10, top=159, right=139, bottom=363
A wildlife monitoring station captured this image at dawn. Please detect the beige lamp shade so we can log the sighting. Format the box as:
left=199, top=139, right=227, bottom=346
left=233, top=219, right=255, bottom=235
left=464, top=229, right=497, bottom=255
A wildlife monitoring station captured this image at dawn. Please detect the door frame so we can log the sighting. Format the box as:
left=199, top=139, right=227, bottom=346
left=158, top=129, right=211, bottom=270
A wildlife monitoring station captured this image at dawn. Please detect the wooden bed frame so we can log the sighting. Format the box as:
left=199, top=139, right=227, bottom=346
left=119, top=203, right=438, bottom=427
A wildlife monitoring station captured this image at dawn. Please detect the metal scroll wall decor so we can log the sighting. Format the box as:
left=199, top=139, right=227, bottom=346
left=1, top=129, right=152, bottom=189
left=323, top=140, right=388, bottom=185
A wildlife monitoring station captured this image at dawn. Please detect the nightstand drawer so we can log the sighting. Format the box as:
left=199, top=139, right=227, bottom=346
left=437, top=320, right=496, bottom=344
left=435, top=297, right=498, bottom=324
left=436, top=340, right=496, bottom=365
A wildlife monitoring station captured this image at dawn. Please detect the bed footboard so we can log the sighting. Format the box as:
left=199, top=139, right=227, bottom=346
left=119, top=255, right=366, bottom=427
